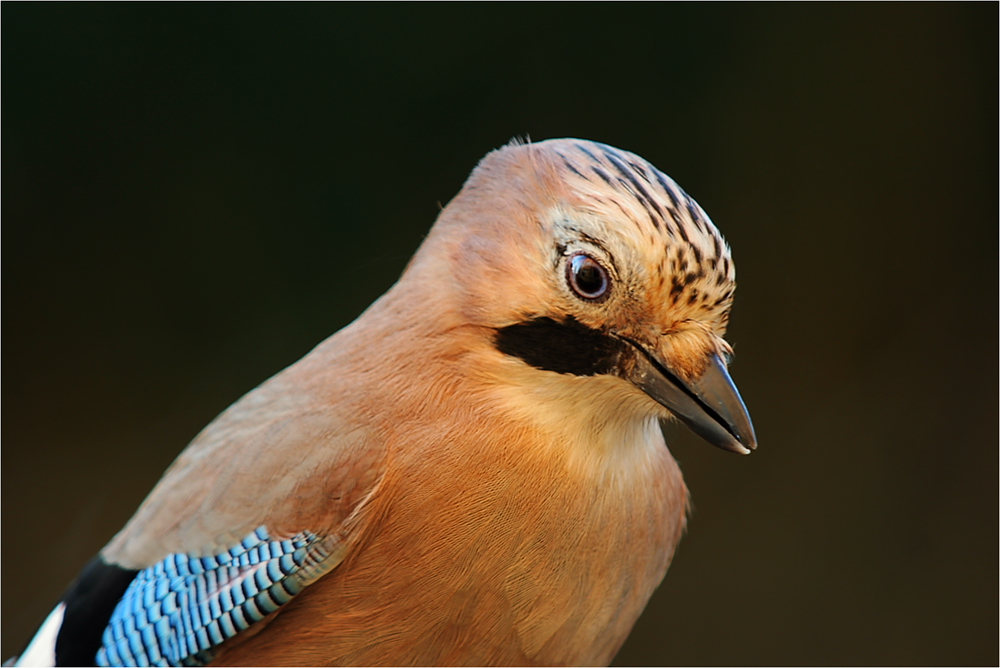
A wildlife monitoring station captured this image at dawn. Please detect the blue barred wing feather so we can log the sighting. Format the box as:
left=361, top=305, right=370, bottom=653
left=96, top=526, right=339, bottom=667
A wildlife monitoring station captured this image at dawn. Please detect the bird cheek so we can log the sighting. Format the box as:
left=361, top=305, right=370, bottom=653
left=449, top=234, right=533, bottom=315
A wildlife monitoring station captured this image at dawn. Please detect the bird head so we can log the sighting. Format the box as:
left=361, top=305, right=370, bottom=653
left=408, top=138, right=755, bottom=455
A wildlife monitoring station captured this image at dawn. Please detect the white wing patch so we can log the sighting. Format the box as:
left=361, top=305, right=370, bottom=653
left=13, top=603, right=65, bottom=666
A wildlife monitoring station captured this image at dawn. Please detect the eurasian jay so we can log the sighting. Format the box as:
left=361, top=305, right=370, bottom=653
left=13, top=138, right=755, bottom=667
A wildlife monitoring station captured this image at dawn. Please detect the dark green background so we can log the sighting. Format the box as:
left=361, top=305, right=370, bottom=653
left=4, top=4, right=997, bottom=665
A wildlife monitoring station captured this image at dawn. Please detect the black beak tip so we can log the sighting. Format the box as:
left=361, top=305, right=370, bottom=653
left=735, top=435, right=757, bottom=455
left=624, top=344, right=757, bottom=456
left=719, top=414, right=756, bottom=455
left=711, top=428, right=756, bottom=455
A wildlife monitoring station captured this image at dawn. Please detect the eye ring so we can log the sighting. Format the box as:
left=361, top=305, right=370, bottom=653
left=566, top=253, right=611, bottom=302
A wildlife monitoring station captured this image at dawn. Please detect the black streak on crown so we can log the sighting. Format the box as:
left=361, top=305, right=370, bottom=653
left=556, top=152, right=588, bottom=180
left=494, top=316, right=628, bottom=376
left=602, top=150, right=666, bottom=231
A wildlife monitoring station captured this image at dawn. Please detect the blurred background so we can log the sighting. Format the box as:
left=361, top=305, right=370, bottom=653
left=3, top=4, right=996, bottom=665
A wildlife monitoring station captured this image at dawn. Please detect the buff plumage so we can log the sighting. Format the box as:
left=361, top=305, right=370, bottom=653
left=14, top=138, right=754, bottom=667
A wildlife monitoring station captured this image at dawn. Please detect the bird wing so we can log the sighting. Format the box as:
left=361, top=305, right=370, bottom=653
left=96, top=525, right=340, bottom=667
left=39, top=354, right=388, bottom=667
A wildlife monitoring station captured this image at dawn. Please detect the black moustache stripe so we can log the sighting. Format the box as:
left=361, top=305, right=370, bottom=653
left=493, top=316, right=628, bottom=376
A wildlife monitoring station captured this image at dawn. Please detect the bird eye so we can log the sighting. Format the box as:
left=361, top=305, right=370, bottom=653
left=566, top=253, right=610, bottom=302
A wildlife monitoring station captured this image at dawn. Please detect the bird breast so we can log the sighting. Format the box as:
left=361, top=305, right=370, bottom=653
left=212, top=350, right=688, bottom=666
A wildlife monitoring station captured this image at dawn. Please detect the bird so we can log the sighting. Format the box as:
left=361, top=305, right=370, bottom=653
left=12, top=138, right=755, bottom=667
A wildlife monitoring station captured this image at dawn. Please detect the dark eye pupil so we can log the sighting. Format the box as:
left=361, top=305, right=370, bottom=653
left=576, top=263, right=603, bottom=293
left=568, top=254, right=609, bottom=300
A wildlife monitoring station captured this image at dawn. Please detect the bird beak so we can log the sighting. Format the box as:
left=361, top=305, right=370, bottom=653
left=624, top=347, right=757, bottom=454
